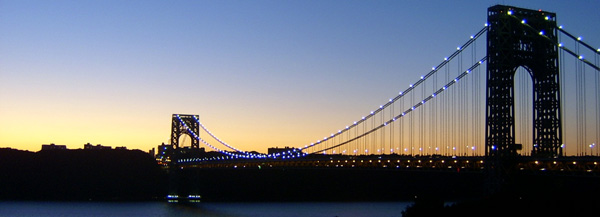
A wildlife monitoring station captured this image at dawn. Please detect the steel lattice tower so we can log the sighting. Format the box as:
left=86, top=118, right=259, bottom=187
left=486, top=5, right=562, bottom=163
left=170, top=114, right=200, bottom=149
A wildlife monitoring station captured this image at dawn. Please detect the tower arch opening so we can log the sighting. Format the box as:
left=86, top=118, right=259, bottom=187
left=178, top=134, right=194, bottom=148
left=513, top=66, right=534, bottom=156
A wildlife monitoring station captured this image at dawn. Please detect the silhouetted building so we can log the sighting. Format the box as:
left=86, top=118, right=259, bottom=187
left=156, top=143, right=172, bottom=163
left=149, top=147, right=155, bottom=157
left=41, top=143, right=67, bottom=150
left=84, top=143, right=111, bottom=150
left=157, top=143, right=171, bottom=156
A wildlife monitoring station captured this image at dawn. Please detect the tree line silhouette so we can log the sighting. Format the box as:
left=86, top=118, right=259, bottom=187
left=0, top=148, right=166, bottom=201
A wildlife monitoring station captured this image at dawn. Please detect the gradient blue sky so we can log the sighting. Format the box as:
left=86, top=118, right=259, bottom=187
left=1, top=0, right=599, bottom=152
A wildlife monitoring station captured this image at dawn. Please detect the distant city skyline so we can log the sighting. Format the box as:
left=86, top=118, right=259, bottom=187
left=1, top=1, right=599, bottom=153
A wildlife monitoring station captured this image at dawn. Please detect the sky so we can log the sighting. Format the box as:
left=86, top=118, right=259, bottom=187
left=1, top=0, right=599, bottom=153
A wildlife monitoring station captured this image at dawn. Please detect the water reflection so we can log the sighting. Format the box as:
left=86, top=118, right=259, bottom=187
left=0, top=201, right=411, bottom=217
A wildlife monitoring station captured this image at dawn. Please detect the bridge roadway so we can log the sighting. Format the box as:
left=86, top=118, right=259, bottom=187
left=176, top=154, right=600, bottom=176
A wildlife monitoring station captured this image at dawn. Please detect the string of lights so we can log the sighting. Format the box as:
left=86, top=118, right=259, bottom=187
left=181, top=26, right=490, bottom=160
left=295, top=26, right=489, bottom=154
left=311, top=57, right=488, bottom=154
left=181, top=20, right=598, bottom=161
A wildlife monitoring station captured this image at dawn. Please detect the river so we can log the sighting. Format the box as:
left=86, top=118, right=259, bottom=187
left=0, top=201, right=412, bottom=217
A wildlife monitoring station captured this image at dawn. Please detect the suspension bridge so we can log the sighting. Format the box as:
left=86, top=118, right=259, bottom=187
left=162, top=5, right=600, bottom=202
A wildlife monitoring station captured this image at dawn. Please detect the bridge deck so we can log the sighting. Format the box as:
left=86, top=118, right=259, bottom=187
left=174, top=155, right=600, bottom=176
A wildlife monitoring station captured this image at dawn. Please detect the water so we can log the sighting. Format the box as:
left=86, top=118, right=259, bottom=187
left=0, top=201, right=412, bottom=217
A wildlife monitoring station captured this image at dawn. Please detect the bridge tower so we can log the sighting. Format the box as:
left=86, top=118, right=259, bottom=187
left=485, top=5, right=562, bottom=191
left=486, top=5, right=562, bottom=159
left=170, top=114, right=200, bottom=149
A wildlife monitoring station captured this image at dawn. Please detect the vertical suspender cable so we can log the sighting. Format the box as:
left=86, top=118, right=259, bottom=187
left=363, top=115, right=366, bottom=155
left=382, top=107, right=385, bottom=154
left=458, top=52, right=463, bottom=155
left=400, top=98, right=404, bottom=155
left=559, top=36, right=567, bottom=155
left=390, top=101, right=393, bottom=154
left=432, top=63, right=437, bottom=155
left=596, top=50, right=600, bottom=156
left=576, top=42, right=582, bottom=155
left=372, top=114, right=375, bottom=154
left=399, top=99, right=403, bottom=155
left=435, top=61, right=439, bottom=154
left=445, top=62, right=450, bottom=156
left=471, top=37, right=478, bottom=155
left=583, top=57, right=587, bottom=155
left=421, top=73, right=425, bottom=155
left=410, top=89, right=414, bottom=156
left=463, top=52, right=468, bottom=155
left=461, top=51, right=464, bottom=155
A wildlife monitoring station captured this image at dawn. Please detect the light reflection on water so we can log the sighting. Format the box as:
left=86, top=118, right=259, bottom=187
left=0, top=201, right=412, bottom=217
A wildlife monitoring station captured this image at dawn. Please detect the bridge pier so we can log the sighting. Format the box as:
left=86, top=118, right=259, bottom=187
left=167, top=165, right=202, bottom=202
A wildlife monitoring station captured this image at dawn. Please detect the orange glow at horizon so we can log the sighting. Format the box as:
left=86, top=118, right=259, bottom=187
left=1, top=1, right=599, bottom=157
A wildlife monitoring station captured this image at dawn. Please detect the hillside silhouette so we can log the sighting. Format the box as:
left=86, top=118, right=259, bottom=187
left=0, top=148, right=166, bottom=201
